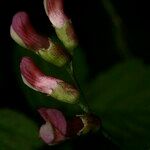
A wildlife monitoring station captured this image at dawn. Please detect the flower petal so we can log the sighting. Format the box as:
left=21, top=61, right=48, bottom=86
left=44, top=0, right=68, bottom=28
left=39, top=122, right=55, bottom=144
left=20, top=57, right=58, bottom=94
left=11, top=11, right=49, bottom=50
left=20, top=57, right=79, bottom=103
left=38, top=108, right=67, bottom=136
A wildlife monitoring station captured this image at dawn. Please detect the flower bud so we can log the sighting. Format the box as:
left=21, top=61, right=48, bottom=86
left=10, top=12, right=49, bottom=51
left=20, top=57, right=79, bottom=103
left=38, top=108, right=67, bottom=145
left=38, top=108, right=101, bottom=145
left=44, top=0, right=68, bottom=28
left=10, top=11, right=69, bottom=67
left=44, top=0, right=78, bottom=54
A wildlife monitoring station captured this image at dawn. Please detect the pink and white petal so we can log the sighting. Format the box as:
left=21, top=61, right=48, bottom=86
left=54, top=128, right=66, bottom=143
left=11, top=11, right=49, bottom=50
left=44, top=0, right=68, bottom=28
left=20, top=57, right=58, bottom=94
left=38, top=108, right=67, bottom=135
left=39, top=122, right=55, bottom=144
left=10, top=26, right=26, bottom=48
left=46, top=108, right=67, bottom=135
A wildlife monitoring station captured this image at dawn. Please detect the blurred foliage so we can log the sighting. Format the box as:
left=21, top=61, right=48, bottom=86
left=0, top=109, right=43, bottom=149
left=88, top=59, right=150, bottom=149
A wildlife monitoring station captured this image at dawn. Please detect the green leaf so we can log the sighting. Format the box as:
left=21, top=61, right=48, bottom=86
left=87, top=59, right=150, bottom=149
left=0, top=109, right=43, bottom=150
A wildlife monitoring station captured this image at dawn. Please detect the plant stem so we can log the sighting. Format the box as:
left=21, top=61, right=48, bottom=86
left=101, top=0, right=132, bottom=59
left=66, top=62, right=90, bottom=113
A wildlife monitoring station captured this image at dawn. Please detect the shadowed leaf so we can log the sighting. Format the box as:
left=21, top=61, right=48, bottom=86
left=0, top=109, right=43, bottom=150
left=88, top=59, right=150, bottom=149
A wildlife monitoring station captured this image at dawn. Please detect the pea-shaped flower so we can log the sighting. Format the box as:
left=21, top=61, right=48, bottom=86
left=44, top=0, right=78, bottom=54
left=20, top=57, right=79, bottom=103
left=38, top=108, right=67, bottom=145
left=10, top=12, right=69, bottom=67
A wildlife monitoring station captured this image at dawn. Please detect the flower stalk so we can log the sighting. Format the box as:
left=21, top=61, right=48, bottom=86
left=66, top=62, right=90, bottom=113
left=101, top=0, right=131, bottom=59
left=10, top=0, right=101, bottom=146
left=44, top=0, right=78, bottom=55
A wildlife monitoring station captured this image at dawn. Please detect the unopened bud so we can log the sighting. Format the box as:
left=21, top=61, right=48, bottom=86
left=44, top=0, right=78, bottom=54
left=10, top=11, right=69, bottom=67
left=10, top=11, right=49, bottom=51
left=20, top=57, right=79, bottom=103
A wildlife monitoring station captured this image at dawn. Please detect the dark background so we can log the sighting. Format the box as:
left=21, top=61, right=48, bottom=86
left=0, top=0, right=150, bottom=149
left=0, top=0, right=149, bottom=125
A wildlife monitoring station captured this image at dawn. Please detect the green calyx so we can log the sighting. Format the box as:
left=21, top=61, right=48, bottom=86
left=78, top=114, right=101, bottom=135
left=37, top=42, right=70, bottom=67
left=50, top=81, right=79, bottom=104
left=55, top=20, right=78, bottom=55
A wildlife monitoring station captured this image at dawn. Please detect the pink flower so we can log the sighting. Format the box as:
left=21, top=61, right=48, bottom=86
left=10, top=11, right=70, bottom=67
left=38, top=108, right=67, bottom=145
left=20, top=57, right=57, bottom=94
left=38, top=108, right=101, bottom=145
left=43, top=0, right=78, bottom=53
left=44, top=0, right=68, bottom=28
left=10, top=12, right=50, bottom=51
left=20, top=57, right=79, bottom=103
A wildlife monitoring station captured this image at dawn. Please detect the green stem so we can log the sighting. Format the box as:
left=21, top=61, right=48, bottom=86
left=66, top=62, right=90, bottom=113
left=101, top=127, right=120, bottom=148
left=101, top=0, right=132, bottom=59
